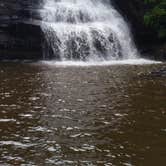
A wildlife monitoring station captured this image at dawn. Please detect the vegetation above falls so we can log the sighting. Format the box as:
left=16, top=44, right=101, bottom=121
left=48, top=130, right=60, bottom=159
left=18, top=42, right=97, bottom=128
left=144, top=0, right=166, bottom=39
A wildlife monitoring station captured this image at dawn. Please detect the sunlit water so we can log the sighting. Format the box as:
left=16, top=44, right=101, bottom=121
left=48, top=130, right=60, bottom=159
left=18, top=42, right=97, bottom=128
left=0, top=62, right=166, bottom=165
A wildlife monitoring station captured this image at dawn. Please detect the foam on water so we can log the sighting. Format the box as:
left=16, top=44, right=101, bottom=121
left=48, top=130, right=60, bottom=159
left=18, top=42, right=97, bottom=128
left=42, top=59, right=162, bottom=67
left=40, top=0, right=139, bottom=61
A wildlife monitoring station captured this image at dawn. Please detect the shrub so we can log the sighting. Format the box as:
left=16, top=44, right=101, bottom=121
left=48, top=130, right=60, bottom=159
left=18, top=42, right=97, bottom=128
left=144, top=0, right=166, bottom=38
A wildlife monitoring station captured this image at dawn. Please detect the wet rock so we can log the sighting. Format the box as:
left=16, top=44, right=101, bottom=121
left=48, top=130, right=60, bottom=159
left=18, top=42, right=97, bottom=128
left=0, top=21, right=43, bottom=60
left=0, top=1, right=43, bottom=60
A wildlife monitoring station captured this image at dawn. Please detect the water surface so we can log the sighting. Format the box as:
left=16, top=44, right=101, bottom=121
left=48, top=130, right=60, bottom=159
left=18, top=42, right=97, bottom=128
left=0, top=62, right=166, bottom=165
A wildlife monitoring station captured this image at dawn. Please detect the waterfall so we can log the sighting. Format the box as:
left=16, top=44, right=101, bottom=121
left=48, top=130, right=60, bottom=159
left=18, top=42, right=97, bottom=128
left=39, top=0, right=138, bottom=61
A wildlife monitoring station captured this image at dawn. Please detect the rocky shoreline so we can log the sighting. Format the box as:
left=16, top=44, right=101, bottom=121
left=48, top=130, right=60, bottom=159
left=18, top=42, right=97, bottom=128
left=0, top=0, right=165, bottom=60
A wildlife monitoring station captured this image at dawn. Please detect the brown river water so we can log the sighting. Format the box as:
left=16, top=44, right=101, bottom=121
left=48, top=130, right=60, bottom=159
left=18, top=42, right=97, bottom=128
left=0, top=61, right=166, bottom=165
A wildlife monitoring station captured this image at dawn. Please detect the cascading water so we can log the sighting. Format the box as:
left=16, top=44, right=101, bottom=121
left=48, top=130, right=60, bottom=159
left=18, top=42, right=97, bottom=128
left=40, top=0, right=138, bottom=61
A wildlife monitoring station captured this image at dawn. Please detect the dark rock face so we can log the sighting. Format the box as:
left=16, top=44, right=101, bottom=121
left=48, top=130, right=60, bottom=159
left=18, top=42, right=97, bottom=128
left=112, top=0, right=148, bottom=41
left=0, top=1, right=43, bottom=60
left=112, top=0, right=166, bottom=60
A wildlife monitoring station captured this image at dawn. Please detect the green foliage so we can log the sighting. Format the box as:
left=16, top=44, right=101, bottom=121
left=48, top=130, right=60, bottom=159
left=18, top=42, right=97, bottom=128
left=144, top=0, right=166, bottom=38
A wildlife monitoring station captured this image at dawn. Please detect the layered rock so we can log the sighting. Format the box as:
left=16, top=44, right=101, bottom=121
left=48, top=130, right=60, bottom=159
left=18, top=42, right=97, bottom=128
left=0, top=1, right=43, bottom=60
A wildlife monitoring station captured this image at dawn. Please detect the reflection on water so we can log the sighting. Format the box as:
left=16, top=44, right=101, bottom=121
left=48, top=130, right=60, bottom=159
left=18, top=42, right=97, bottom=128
left=0, top=62, right=166, bottom=165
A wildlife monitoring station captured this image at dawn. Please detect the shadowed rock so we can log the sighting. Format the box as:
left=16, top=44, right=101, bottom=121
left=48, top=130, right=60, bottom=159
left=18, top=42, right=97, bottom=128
left=0, top=1, right=44, bottom=60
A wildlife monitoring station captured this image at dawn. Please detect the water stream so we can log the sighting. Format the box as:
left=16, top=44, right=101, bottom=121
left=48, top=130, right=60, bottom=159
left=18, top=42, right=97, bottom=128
left=40, top=0, right=138, bottom=61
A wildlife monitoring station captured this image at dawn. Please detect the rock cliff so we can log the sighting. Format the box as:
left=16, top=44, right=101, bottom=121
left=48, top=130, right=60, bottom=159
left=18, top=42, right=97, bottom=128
left=0, top=1, right=43, bottom=60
